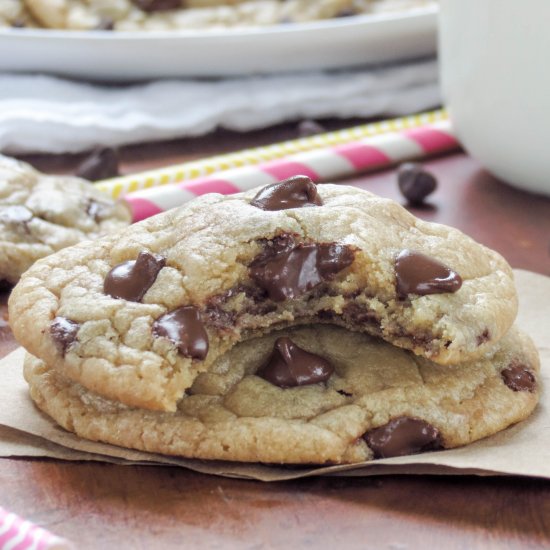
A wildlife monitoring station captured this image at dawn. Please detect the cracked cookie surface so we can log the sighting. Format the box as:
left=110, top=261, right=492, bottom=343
left=9, top=182, right=517, bottom=411
left=17, top=0, right=436, bottom=30
left=24, top=324, right=540, bottom=464
left=0, top=155, right=130, bottom=284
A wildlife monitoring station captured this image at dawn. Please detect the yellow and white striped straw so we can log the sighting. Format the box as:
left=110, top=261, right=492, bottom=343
left=96, top=109, right=449, bottom=199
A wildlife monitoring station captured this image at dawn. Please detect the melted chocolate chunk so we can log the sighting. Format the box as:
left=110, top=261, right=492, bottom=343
left=297, top=120, right=326, bottom=137
left=395, top=249, right=462, bottom=298
left=0, top=205, right=33, bottom=225
left=501, top=362, right=536, bottom=392
left=250, top=176, right=323, bottom=211
left=132, top=0, right=180, bottom=12
left=76, top=147, right=119, bottom=181
left=152, top=306, right=209, bottom=360
left=397, top=162, right=438, bottom=205
left=250, top=241, right=355, bottom=301
left=364, top=417, right=442, bottom=458
left=50, top=317, right=80, bottom=355
left=257, top=337, right=334, bottom=388
left=104, top=251, right=166, bottom=302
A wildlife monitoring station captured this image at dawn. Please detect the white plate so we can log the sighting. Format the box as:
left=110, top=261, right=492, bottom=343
left=0, top=6, right=437, bottom=81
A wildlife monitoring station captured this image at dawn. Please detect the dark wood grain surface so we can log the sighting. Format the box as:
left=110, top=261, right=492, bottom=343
left=1, top=124, right=550, bottom=549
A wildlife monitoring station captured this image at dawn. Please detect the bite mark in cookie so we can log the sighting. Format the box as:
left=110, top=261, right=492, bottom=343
left=257, top=337, right=334, bottom=388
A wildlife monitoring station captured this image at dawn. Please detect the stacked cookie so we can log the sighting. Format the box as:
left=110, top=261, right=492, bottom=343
left=9, top=177, right=540, bottom=464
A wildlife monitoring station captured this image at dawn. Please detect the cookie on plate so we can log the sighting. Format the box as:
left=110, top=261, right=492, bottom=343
left=0, top=155, right=130, bottom=284
left=24, top=324, right=540, bottom=464
left=9, top=178, right=517, bottom=411
left=20, top=0, right=433, bottom=31
left=0, top=0, right=37, bottom=27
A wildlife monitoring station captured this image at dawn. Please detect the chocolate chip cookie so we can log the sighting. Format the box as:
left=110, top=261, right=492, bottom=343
left=17, top=0, right=435, bottom=31
left=9, top=178, right=517, bottom=412
left=23, top=324, right=540, bottom=464
left=0, top=155, right=130, bottom=284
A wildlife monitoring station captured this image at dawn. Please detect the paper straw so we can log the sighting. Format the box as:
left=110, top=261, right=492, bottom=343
left=0, top=506, right=72, bottom=550
left=123, top=118, right=458, bottom=222
left=96, top=109, right=450, bottom=199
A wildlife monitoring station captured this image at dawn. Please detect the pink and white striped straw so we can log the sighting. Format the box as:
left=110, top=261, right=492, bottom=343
left=124, top=118, right=458, bottom=222
left=0, top=507, right=72, bottom=550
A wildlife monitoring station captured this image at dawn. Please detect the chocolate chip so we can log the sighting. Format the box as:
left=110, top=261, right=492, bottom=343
left=335, top=8, right=357, bottom=17
left=132, top=0, right=180, bottom=12
left=501, top=362, right=536, bottom=392
left=96, top=17, right=115, bottom=30
left=257, top=337, right=334, bottom=388
left=337, top=389, right=353, bottom=397
left=397, top=163, right=437, bottom=205
left=0, top=205, right=33, bottom=225
left=50, top=317, right=79, bottom=355
left=249, top=241, right=355, bottom=301
left=250, top=176, right=323, bottom=211
left=104, top=251, right=166, bottom=302
left=395, top=249, right=462, bottom=298
left=11, top=18, right=26, bottom=28
left=152, top=306, right=208, bottom=360
left=76, top=147, right=119, bottom=182
left=364, top=417, right=442, bottom=458
left=477, top=328, right=490, bottom=346
left=297, top=120, right=326, bottom=138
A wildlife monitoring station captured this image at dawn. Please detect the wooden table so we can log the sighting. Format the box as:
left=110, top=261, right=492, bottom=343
left=1, top=124, right=550, bottom=549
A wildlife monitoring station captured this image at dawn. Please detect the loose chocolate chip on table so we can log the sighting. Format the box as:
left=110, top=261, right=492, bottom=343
left=297, top=120, right=326, bottom=138
left=364, top=417, right=442, bottom=458
left=11, top=18, right=26, bottom=28
left=501, top=362, right=536, bottom=392
left=104, top=251, right=166, bottom=302
left=397, top=162, right=438, bottom=205
left=76, top=147, right=119, bottom=181
left=50, top=317, right=80, bottom=355
left=395, top=249, right=462, bottom=298
left=132, top=0, right=181, bottom=12
left=153, top=306, right=209, bottom=360
left=257, top=337, right=334, bottom=388
left=250, top=176, right=323, bottom=211
left=250, top=241, right=355, bottom=301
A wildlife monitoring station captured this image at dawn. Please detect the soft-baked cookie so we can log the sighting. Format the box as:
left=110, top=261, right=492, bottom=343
left=0, top=155, right=130, bottom=284
left=0, top=0, right=37, bottom=27
left=18, top=0, right=435, bottom=31
left=24, top=324, right=540, bottom=464
left=9, top=178, right=517, bottom=411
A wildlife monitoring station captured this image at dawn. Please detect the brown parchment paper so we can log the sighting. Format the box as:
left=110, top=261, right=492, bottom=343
left=0, top=269, right=548, bottom=482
